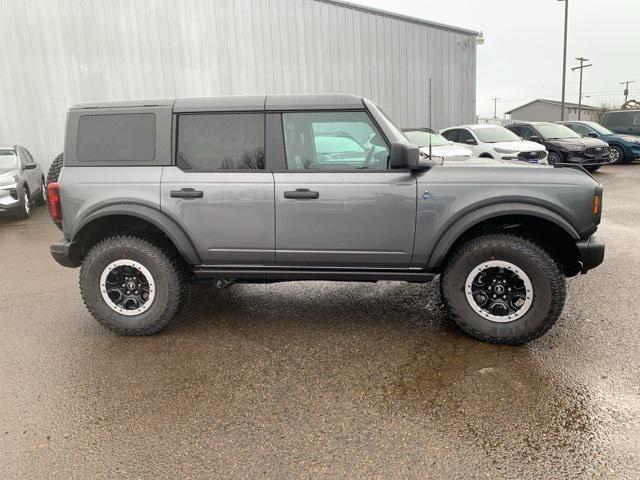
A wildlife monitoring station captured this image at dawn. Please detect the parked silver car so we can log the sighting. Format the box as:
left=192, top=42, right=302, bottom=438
left=0, top=146, right=46, bottom=219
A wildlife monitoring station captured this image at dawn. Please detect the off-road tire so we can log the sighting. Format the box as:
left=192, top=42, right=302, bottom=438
left=16, top=187, right=31, bottom=220
left=46, top=154, right=64, bottom=230
left=609, top=145, right=625, bottom=165
left=80, top=236, right=187, bottom=336
left=47, top=153, right=63, bottom=185
left=441, top=233, right=566, bottom=345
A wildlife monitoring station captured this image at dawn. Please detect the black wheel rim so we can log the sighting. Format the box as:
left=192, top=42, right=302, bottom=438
left=465, top=260, right=534, bottom=322
left=100, top=260, right=156, bottom=315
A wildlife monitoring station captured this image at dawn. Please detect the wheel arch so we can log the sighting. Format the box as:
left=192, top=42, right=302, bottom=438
left=69, top=204, right=200, bottom=266
left=427, top=203, right=583, bottom=277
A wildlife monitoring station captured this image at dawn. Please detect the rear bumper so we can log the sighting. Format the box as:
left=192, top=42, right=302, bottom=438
left=50, top=239, right=80, bottom=268
left=576, top=235, right=605, bottom=273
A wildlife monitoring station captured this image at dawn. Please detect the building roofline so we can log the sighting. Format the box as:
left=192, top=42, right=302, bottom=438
left=314, top=0, right=479, bottom=36
left=505, top=98, right=600, bottom=114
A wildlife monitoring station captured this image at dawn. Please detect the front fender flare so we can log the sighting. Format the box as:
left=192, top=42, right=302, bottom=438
left=71, top=203, right=201, bottom=265
left=426, top=203, right=580, bottom=270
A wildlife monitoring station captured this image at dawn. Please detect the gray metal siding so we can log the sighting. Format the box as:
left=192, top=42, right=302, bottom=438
left=0, top=0, right=476, bottom=170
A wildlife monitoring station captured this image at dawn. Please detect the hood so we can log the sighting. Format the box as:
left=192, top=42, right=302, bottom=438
left=545, top=137, right=608, bottom=150
left=420, top=144, right=472, bottom=159
left=491, top=140, right=546, bottom=151
left=607, top=134, right=640, bottom=143
left=0, top=167, right=20, bottom=178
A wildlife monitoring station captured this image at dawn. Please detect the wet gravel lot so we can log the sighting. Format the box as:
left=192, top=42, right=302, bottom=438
left=1, top=164, right=639, bottom=479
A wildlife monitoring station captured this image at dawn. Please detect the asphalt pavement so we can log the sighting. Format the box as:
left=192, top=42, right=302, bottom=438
left=1, top=164, right=639, bottom=479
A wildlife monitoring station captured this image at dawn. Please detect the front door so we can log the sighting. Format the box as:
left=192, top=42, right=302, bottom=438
left=274, top=111, right=417, bottom=268
left=161, top=112, right=275, bottom=265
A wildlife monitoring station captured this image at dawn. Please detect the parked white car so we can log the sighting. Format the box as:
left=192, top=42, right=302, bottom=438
left=440, top=125, right=548, bottom=164
left=402, top=128, right=473, bottom=160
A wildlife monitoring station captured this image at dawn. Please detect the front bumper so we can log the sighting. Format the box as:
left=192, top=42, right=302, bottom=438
left=576, top=235, right=605, bottom=274
left=567, top=153, right=611, bottom=166
left=50, top=239, right=81, bottom=268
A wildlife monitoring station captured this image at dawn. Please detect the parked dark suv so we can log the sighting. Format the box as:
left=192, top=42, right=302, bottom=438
left=48, top=95, right=605, bottom=345
left=506, top=122, right=611, bottom=171
left=601, top=110, right=640, bottom=137
left=558, top=120, right=640, bottom=164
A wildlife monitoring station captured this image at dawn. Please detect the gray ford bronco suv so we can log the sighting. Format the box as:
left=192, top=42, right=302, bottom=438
left=49, top=94, right=605, bottom=344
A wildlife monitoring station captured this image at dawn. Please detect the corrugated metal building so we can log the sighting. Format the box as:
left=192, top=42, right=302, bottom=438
left=0, top=0, right=478, bottom=170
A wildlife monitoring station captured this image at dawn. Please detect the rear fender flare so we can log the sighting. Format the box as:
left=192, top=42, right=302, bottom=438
left=71, top=203, right=201, bottom=265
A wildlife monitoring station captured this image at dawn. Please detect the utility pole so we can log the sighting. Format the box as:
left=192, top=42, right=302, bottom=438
left=620, top=80, right=636, bottom=104
left=558, top=0, right=569, bottom=120
left=491, top=97, right=500, bottom=118
left=571, top=57, right=592, bottom=120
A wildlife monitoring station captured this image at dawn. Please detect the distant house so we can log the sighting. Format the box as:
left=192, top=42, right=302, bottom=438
left=505, top=99, right=601, bottom=122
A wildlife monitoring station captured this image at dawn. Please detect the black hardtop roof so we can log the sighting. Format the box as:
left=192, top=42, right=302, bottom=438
left=70, top=94, right=367, bottom=112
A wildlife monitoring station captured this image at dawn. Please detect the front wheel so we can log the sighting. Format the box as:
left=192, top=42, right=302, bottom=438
left=35, top=177, right=47, bottom=206
left=547, top=151, right=562, bottom=165
left=609, top=145, right=624, bottom=165
left=80, top=236, right=187, bottom=335
left=16, top=187, right=31, bottom=219
left=441, top=234, right=566, bottom=345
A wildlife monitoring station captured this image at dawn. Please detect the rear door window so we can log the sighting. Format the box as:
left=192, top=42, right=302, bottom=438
left=177, top=113, right=265, bottom=171
left=76, top=113, right=156, bottom=162
left=457, top=129, right=476, bottom=144
left=442, top=129, right=459, bottom=142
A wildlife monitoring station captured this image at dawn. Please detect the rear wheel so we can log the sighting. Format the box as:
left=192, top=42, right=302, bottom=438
left=441, top=234, right=565, bottom=345
left=80, top=236, right=187, bottom=335
left=609, top=145, right=624, bottom=165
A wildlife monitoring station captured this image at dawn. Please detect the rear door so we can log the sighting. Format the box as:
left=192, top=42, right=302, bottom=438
left=161, top=112, right=275, bottom=265
left=272, top=110, right=417, bottom=268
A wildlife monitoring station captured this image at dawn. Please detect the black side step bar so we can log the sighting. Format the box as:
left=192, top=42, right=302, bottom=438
left=192, top=268, right=436, bottom=283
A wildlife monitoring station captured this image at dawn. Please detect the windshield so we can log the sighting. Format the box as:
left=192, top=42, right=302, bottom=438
left=471, top=126, right=520, bottom=143
left=536, top=123, right=581, bottom=139
left=0, top=150, right=18, bottom=169
left=403, top=130, right=450, bottom=147
left=582, top=122, right=614, bottom=135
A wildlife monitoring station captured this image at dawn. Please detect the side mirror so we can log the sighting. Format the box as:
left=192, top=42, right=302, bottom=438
left=529, top=135, right=541, bottom=143
left=586, top=132, right=598, bottom=138
left=390, top=142, right=420, bottom=169
left=24, top=163, right=37, bottom=170
left=465, top=138, right=476, bottom=145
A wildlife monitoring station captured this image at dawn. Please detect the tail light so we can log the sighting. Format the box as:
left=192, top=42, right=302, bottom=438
left=48, top=182, right=62, bottom=222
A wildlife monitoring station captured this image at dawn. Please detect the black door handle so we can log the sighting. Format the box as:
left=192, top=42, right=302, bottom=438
left=284, top=188, right=319, bottom=199
left=170, top=188, right=203, bottom=199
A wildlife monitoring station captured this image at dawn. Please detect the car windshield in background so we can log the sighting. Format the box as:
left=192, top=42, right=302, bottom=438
left=471, top=127, right=520, bottom=143
left=403, top=130, right=450, bottom=147
left=314, top=134, right=365, bottom=154
left=583, top=122, right=614, bottom=135
left=0, top=150, right=18, bottom=169
left=536, top=123, right=581, bottom=139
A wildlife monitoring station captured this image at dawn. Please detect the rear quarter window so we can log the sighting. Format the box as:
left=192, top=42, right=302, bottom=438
left=76, top=113, right=156, bottom=162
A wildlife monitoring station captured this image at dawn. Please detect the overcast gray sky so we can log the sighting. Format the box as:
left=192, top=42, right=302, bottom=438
left=352, top=0, right=640, bottom=118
